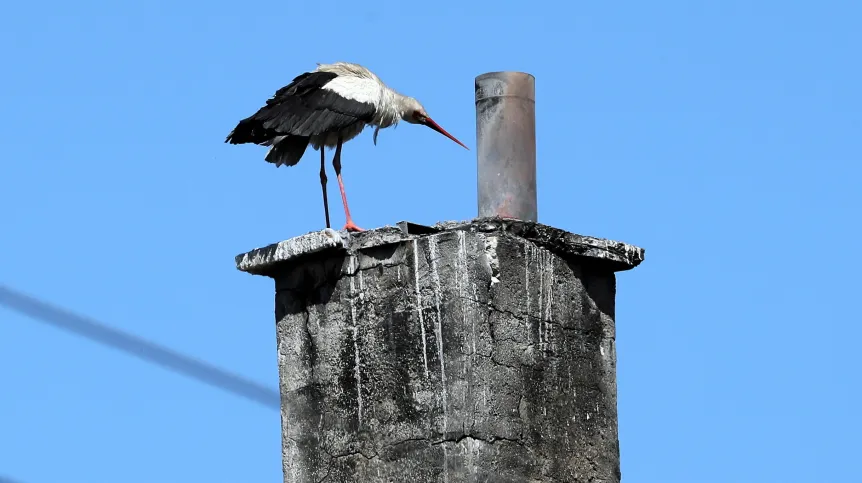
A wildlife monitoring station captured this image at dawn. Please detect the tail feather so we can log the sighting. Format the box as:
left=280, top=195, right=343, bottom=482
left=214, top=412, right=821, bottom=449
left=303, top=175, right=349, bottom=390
left=264, top=135, right=309, bottom=167
left=225, top=117, right=276, bottom=145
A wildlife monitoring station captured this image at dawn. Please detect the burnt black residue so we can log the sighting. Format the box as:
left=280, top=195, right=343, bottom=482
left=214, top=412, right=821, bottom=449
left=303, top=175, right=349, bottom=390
left=276, top=253, right=345, bottom=314
left=336, top=324, right=360, bottom=431
left=382, top=309, right=421, bottom=420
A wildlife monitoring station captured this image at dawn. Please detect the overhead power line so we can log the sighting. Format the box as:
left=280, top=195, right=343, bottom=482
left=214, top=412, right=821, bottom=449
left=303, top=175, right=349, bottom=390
left=0, top=285, right=280, bottom=410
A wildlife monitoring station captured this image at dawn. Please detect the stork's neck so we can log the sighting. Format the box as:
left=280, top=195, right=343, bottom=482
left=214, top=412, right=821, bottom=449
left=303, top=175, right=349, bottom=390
left=373, top=88, right=408, bottom=129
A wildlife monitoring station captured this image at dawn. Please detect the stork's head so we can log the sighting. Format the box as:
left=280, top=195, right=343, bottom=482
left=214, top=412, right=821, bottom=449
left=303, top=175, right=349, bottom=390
left=399, top=96, right=469, bottom=150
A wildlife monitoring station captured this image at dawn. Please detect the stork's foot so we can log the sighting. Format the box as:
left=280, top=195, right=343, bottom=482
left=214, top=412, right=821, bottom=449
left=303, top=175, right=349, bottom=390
left=342, top=220, right=364, bottom=232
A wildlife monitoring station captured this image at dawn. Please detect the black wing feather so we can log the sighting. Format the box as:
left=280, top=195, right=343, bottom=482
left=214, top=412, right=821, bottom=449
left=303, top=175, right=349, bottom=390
left=226, top=71, right=376, bottom=145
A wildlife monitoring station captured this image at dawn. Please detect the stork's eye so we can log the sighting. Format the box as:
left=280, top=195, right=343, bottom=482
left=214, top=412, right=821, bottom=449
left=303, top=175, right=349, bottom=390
left=413, top=111, right=425, bottom=122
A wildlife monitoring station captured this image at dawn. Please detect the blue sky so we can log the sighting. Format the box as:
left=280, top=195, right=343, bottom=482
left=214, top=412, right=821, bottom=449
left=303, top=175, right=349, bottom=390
left=1, top=1, right=860, bottom=482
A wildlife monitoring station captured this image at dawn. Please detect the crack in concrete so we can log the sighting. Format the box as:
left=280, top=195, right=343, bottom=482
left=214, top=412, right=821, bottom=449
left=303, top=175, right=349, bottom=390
left=317, top=445, right=380, bottom=483
left=478, top=295, right=604, bottom=338
left=431, top=433, right=525, bottom=448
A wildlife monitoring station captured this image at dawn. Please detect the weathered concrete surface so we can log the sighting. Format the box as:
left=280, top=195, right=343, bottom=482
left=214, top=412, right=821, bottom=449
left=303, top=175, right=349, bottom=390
left=237, top=218, right=644, bottom=483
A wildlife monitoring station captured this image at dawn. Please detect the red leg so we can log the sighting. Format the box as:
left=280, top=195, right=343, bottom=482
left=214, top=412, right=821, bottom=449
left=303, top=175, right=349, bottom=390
left=333, top=138, right=364, bottom=232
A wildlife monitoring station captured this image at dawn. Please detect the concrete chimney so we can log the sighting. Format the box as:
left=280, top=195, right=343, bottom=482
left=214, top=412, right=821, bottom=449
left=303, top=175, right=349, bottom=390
left=235, top=71, right=645, bottom=483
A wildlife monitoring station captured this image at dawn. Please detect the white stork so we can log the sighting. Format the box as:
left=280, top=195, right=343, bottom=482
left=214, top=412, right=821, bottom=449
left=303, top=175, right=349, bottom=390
left=225, top=61, right=468, bottom=232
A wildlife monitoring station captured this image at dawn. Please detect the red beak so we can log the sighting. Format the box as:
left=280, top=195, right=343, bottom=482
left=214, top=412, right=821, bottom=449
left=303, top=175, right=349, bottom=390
left=422, top=117, right=469, bottom=150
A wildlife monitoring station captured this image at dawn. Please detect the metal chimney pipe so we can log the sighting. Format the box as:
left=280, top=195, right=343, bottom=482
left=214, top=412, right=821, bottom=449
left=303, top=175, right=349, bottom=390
left=475, top=71, right=537, bottom=222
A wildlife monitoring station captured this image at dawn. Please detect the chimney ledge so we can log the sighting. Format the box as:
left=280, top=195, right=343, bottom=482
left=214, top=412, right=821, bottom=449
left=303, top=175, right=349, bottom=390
left=235, top=217, right=645, bottom=277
